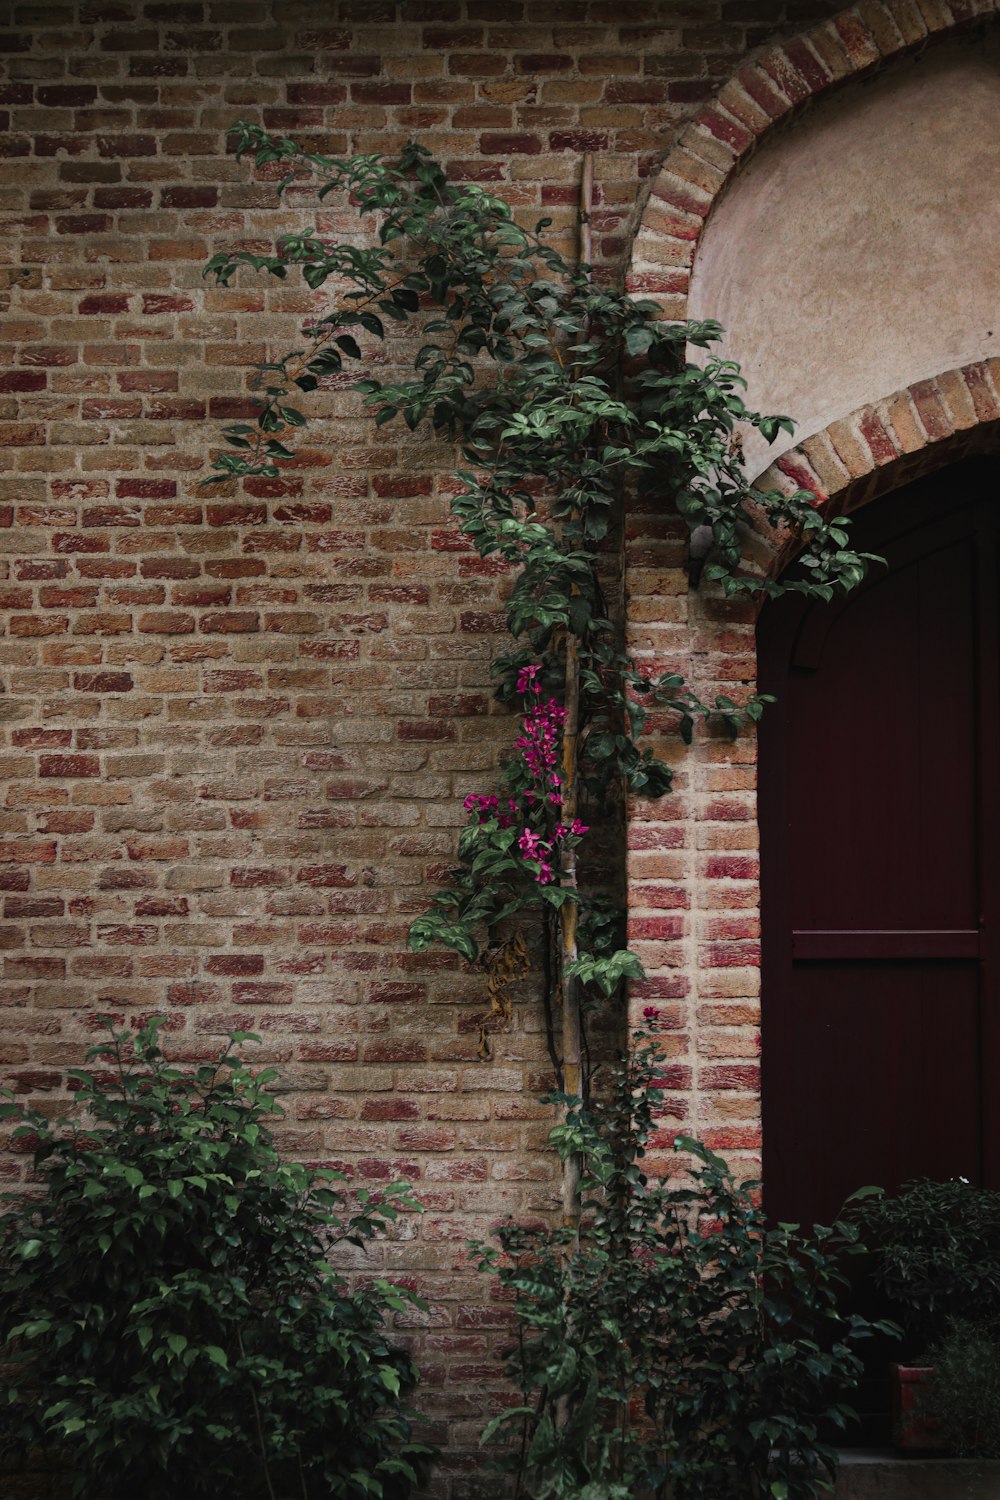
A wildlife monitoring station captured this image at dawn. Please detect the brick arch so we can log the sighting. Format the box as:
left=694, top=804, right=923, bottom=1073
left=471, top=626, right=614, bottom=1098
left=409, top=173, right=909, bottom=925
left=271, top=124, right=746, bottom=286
left=749, top=361, right=1000, bottom=581
left=628, top=0, right=1000, bottom=312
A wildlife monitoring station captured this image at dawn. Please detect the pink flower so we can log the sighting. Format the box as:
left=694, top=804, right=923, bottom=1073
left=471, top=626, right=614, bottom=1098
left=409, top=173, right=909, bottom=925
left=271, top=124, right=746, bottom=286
left=463, top=792, right=501, bottom=824
left=516, top=663, right=542, bottom=695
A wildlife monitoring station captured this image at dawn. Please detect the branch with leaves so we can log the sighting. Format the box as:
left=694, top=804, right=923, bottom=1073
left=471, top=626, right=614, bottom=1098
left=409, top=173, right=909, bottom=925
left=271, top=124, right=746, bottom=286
left=204, top=122, right=878, bottom=1091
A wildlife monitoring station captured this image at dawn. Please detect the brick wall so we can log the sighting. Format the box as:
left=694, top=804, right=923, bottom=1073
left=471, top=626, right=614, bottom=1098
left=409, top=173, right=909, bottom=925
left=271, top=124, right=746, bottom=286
left=0, top=1, right=848, bottom=1491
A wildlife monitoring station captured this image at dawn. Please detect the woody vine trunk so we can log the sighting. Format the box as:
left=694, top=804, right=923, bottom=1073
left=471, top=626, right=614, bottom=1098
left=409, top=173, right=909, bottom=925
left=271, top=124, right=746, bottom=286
left=555, top=152, right=594, bottom=1229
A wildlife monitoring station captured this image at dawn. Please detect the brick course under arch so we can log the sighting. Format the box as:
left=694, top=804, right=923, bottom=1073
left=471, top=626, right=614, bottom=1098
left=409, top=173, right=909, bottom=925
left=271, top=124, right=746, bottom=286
left=761, top=360, right=1000, bottom=556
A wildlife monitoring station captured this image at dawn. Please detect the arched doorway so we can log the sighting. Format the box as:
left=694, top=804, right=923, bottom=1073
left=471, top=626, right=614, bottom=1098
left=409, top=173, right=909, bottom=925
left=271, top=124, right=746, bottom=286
left=758, top=454, right=1000, bottom=1233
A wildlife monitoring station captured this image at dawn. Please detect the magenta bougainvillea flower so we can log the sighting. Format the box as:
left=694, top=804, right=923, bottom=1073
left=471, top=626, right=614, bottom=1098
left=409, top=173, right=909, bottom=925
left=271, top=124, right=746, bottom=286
left=462, top=667, right=588, bottom=884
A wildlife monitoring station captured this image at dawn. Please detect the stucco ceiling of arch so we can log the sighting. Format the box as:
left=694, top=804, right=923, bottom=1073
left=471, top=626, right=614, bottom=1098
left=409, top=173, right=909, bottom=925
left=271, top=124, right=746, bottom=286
left=687, top=33, right=1000, bottom=478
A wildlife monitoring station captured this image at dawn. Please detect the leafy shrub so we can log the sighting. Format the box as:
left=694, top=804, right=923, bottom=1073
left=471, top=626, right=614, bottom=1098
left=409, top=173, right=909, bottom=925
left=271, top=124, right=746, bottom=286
left=0, top=1018, right=433, bottom=1500
left=473, top=1028, right=883, bottom=1500
left=924, top=1318, right=1000, bottom=1459
left=845, top=1176, right=1000, bottom=1352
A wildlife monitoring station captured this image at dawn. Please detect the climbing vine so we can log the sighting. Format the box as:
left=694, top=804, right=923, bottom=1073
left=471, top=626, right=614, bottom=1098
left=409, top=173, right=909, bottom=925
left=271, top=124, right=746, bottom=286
left=204, top=125, right=878, bottom=1122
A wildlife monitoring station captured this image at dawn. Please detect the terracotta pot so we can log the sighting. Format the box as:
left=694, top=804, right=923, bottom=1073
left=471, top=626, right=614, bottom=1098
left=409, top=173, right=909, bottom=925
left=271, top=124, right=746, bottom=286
left=890, top=1363, right=938, bottom=1451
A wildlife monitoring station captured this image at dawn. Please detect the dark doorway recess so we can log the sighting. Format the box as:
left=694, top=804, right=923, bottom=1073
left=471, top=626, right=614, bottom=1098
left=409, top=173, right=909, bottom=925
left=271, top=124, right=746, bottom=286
left=758, top=456, right=1000, bottom=1235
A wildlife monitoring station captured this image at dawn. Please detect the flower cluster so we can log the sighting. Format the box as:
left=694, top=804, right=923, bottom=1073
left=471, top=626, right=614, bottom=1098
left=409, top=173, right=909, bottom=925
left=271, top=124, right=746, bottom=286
left=463, top=792, right=508, bottom=825
left=462, top=665, right=588, bottom=884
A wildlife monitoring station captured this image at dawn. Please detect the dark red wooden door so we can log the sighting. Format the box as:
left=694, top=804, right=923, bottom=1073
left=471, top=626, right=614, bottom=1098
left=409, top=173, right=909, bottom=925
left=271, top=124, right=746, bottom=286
left=758, top=458, right=1000, bottom=1233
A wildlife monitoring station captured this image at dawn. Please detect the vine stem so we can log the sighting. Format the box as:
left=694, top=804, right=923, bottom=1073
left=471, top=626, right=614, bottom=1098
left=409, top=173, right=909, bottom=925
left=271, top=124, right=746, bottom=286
left=559, top=627, right=582, bottom=1227
left=236, top=1326, right=278, bottom=1500
left=557, top=151, right=593, bottom=1231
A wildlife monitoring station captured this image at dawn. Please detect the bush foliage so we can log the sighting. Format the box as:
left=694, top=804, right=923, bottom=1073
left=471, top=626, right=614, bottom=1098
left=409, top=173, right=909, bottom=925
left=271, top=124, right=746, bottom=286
left=0, top=1018, right=432, bottom=1500
left=473, top=1029, right=884, bottom=1500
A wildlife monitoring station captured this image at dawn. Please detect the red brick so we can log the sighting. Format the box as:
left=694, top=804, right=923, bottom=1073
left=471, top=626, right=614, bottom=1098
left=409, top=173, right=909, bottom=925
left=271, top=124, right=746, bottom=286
left=778, top=37, right=832, bottom=96
left=231, top=981, right=293, bottom=1005
left=94, top=187, right=154, bottom=209
left=98, top=868, right=152, bottom=891
left=97, top=134, right=157, bottom=157
left=138, top=611, right=195, bottom=634
left=479, top=132, right=542, bottom=154
left=39, top=755, right=100, bottom=779
left=116, top=478, right=176, bottom=498
left=50, top=586, right=115, bottom=613
left=95, top=925, right=158, bottom=946
left=47, top=195, right=105, bottom=224
left=173, top=584, right=231, bottom=608
left=82, top=398, right=142, bottom=420
left=0, top=841, right=57, bottom=864
left=159, top=187, right=218, bottom=209
left=0, top=371, right=47, bottom=391
left=0, top=587, right=32, bottom=608
left=118, top=370, right=178, bottom=393
left=397, top=720, right=456, bottom=741
left=199, top=612, right=260, bottom=633
left=517, top=52, right=572, bottom=70
left=297, top=866, right=357, bottom=888
left=694, top=106, right=753, bottom=154
left=230, top=867, right=286, bottom=888
left=73, top=671, right=134, bottom=692
left=78, top=294, right=130, bottom=314
left=361, top=1099, right=421, bottom=1121
left=705, top=855, right=759, bottom=880
left=4, top=898, right=64, bottom=918
left=12, top=729, right=72, bottom=749
left=206, top=954, right=265, bottom=975
left=351, top=82, right=412, bottom=103
left=136, top=897, right=189, bottom=917
left=549, top=129, right=609, bottom=151
left=702, top=1065, right=760, bottom=1091
left=206, top=502, right=267, bottom=526
left=81, top=506, right=137, bottom=529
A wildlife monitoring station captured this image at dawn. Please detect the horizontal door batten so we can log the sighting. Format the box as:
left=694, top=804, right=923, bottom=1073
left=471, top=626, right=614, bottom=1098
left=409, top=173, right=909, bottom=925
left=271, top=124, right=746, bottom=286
left=791, top=929, right=981, bottom=961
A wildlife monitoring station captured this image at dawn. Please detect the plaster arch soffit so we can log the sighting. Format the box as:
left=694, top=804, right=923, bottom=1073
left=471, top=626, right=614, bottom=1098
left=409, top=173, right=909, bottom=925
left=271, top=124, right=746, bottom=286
left=747, top=362, right=1000, bottom=583
left=628, top=0, right=1000, bottom=312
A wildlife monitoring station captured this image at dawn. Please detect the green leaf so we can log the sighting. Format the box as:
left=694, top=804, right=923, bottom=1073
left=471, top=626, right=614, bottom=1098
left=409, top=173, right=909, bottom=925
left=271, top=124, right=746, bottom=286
left=480, top=1407, right=533, bottom=1445
left=625, top=323, right=654, bottom=357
